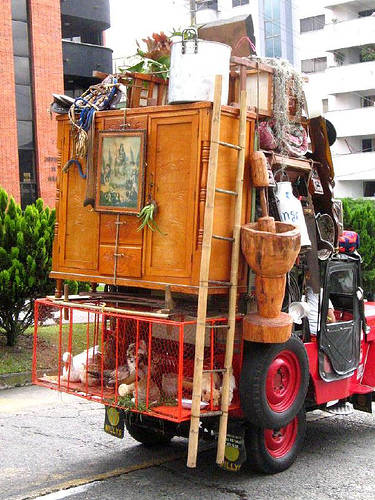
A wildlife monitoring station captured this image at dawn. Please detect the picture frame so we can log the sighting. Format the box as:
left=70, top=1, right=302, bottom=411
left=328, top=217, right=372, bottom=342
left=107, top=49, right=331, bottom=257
left=95, top=129, right=146, bottom=214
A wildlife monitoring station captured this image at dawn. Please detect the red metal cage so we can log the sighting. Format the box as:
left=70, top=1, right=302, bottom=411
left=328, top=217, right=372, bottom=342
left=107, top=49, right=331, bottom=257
left=33, top=298, right=243, bottom=423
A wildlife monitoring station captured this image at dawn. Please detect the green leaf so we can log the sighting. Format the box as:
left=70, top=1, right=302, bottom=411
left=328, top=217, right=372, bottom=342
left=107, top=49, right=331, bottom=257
left=124, top=61, right=145, bottom=74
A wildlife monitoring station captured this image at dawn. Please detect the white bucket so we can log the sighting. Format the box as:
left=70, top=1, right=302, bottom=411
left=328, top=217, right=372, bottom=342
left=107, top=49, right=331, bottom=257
left=168, top=38, right=231, bottom=105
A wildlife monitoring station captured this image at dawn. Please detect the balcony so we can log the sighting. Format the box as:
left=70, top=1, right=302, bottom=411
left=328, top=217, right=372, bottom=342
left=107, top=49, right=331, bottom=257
left=333, top=151, right=375, bottom=181
left=62, top=40, right=112, bottom=79
left=325, top=60, right=375, bottom=94
left=324, top=0, right=369, bottom=8
left=61, top=0, right=110, bottom=36
left=324, top=16, right=375, bottom=52
left=325, top=106, right=375, bottom=137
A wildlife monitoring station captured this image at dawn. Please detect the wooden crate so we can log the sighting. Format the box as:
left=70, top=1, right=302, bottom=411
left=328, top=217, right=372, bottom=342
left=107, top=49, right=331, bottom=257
left=229, top=62, right=274, bottom=117
left=120, top=72, right=168, bottom=108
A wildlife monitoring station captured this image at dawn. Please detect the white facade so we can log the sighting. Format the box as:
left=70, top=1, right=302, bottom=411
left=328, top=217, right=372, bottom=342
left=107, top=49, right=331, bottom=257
left=107, top=0, right=297, bottom=69
left=295, top=0, right=375, bottom=199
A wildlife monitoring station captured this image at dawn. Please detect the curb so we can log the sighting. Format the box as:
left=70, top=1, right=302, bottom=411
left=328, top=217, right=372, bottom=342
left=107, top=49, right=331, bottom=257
left=0, top=369, right=54, bottom=390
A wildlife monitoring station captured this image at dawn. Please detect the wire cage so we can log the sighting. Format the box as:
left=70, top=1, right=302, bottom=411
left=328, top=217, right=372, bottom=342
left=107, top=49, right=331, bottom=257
left=33, top=298, right=243, bottom=423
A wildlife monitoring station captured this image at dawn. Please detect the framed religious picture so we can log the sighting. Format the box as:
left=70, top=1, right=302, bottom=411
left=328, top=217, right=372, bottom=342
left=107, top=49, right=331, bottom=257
left=96, top=129, right=146, bottom=214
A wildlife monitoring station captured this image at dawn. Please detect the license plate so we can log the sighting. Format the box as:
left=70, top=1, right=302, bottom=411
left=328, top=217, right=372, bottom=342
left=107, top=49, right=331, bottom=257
left=218, top=420, right=247, bottom=473
left=104, top=406, right=124, bottom=439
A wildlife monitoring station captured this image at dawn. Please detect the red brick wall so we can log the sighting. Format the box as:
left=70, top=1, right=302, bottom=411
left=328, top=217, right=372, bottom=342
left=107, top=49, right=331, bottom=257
left=29, top=0, right=64, bottom=207
left=0, top=1, right=20, bottom=203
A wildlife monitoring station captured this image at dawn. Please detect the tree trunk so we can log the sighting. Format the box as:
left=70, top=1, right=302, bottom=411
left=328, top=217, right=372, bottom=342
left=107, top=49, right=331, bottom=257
left=6, top=326, right=17, bottom=347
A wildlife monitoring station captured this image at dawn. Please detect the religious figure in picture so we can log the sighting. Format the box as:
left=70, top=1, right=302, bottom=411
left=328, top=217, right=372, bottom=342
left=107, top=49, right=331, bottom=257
left=97, top=133, right=144, bottom=213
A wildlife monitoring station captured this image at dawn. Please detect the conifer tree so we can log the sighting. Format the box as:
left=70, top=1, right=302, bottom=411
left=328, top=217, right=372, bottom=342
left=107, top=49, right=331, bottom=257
left=342, top=198, right=375, bottom=299
left=0, top=189, right=55, bottom=346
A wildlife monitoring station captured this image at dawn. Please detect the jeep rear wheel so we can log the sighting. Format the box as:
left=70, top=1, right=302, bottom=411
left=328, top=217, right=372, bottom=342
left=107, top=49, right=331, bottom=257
left=239, top=336, right=309, bottom=428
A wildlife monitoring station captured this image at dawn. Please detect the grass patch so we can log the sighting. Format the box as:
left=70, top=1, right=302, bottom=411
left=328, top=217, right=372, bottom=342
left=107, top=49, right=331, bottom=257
left=0, top=323, right=89, bottom=376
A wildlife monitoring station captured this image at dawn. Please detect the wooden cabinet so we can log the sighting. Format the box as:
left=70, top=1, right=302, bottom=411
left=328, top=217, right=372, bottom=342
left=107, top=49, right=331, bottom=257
left=51, top=102, right=255, bottom=294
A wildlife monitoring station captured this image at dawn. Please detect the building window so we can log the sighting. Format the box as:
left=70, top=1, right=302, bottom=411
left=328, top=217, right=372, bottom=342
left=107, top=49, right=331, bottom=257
left=322, top=99, right=328, bottom=113
left=364, top=181, right=375, bottom=197
left=195, top=0, right=218, bottom=10
left=264, top=0, right=281, bottom=58
left=362, top=139, right=374, bottom=152
left=300, top=15, right=325, bottom=33
left=358, top=9, right=375, bottom=17
left=12, top=0, right=37, bottom=208
left=361, top=95, right=375, bottom=107
left=233, top=0, right=249, bottom=6
left=11, top=0, right=27, bottom=21
left=301, top=57, right=327, bottom=73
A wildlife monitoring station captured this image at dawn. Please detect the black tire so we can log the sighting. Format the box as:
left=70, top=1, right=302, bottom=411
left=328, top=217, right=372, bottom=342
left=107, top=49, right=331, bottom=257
left=125, top=417, right=174, bottom=447
left=239, top=336, right=309, bottom=428
left=246, top=408, right=306, bottom=474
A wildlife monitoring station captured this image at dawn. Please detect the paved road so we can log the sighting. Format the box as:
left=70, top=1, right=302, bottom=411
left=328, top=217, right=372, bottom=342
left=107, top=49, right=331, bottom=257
left=1, top=386, right=375, bottom=500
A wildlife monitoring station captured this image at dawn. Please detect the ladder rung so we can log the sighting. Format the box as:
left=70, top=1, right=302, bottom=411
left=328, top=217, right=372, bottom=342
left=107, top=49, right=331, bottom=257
left=217, top=140, right=242, bottom=151
left=212, top=234, right=234, bottom=242
left=202, top=368, right=227, bottom=374
left=205, top=324, right=230, bottom=329
left=200, top=411, right=223, bottom=417
left=215, top=188, right=238, bottom=196
left=208, top=280, right=232, bottom=287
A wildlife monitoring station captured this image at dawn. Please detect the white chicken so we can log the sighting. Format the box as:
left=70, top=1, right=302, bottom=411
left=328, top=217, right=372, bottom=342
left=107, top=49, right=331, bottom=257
left=61, top=345, right=100, bottom=383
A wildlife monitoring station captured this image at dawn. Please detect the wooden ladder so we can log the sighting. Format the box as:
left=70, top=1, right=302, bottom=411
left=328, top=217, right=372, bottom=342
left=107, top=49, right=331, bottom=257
left=187, top=75, right=248, bottom=468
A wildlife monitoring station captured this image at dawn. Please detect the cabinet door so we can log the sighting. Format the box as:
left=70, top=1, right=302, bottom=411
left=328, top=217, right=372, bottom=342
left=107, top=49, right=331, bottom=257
left=57, top=123, right=99, bottom=271
left=145, top=113, right=199, bottom=278
left=99, top=214, right=142, bottom=278
left=97, top=114, right=147, bottom=279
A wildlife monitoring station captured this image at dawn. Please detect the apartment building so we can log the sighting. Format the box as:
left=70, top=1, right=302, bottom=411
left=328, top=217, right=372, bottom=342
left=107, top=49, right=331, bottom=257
left=0, top=0, right=112, bottom=208
left=295, top=0, right=375, bottom=198
left=195, top=0, right=296, bottom=62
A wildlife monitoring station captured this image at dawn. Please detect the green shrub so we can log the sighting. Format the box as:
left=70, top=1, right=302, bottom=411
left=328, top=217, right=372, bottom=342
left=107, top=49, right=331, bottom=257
left=64, top=279, right=90, bottom=295
left=342, top=198, right=375, bottom=298
left=0, top=189, right=55, bottom=346
left=360, top=45, right=375, bottom=63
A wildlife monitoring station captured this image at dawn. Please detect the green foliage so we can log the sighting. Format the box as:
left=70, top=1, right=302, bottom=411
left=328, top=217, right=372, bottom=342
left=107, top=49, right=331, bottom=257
left=0, top=188, right=56, bottom=346
left=121, top=32, right=172, bottom=80
left=342, top=198, right=375, bottom=298
left=64, top=279, right=90, bottom=295
left=360, top=45, right=375, bottom=63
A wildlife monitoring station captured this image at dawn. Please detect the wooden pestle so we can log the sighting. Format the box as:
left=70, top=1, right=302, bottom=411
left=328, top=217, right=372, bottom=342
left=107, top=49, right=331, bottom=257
left=249, top=151, right=275, bottom=233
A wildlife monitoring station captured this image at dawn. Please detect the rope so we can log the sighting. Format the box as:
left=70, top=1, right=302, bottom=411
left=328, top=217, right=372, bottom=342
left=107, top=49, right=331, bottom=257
left=234, top=36, right=257, bottom=56
left=68, top=76, right=120, bottom=160
left=62, top=159, right=86, bottom=179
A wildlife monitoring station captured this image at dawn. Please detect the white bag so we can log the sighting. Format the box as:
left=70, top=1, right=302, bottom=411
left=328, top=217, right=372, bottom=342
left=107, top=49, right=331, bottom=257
left=275, top=182, right=311, bottom=247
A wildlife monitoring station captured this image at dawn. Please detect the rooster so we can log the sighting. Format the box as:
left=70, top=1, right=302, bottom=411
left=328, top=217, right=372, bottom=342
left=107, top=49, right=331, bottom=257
left=61, top=345, right=100, bottom=383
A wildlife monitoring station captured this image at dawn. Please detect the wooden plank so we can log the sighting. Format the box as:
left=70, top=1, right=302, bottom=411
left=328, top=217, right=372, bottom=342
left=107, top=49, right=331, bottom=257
left=187, top=76, right=223, bottom=469
left=231, top=55, right=274, bottom=74
left=216, top=89, right=248, bottom=465
left=272, top=154, right=312, bottom=170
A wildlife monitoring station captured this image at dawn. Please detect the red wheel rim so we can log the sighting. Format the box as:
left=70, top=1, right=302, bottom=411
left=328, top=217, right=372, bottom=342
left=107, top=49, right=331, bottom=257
left=264, top=416, right=298, bottom=458
left=266, top=350, right=301, bottom=413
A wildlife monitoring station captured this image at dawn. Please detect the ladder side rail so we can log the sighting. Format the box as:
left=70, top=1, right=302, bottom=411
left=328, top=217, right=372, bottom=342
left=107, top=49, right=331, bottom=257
left=187, top=75, right=223, bottom=468
left=216, top=89, right=248, bottom=465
